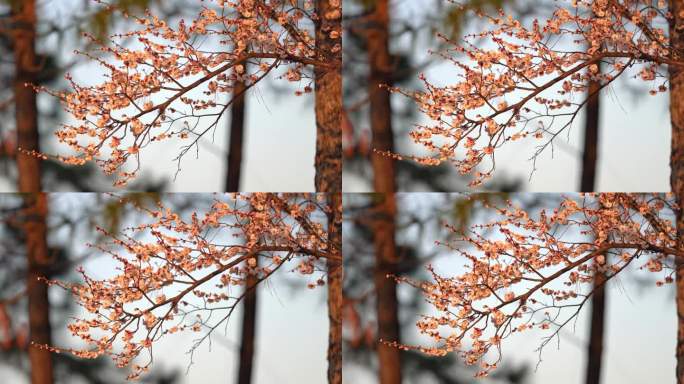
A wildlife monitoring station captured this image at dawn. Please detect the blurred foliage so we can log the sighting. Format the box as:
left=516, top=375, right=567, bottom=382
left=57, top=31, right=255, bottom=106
left=101, top=192, right=161, bottom=235
left=85, top=0, right=156, bottom=40
left=441, top=0, right=505, bottom=39
left=448, top=193, right=508, bottom=232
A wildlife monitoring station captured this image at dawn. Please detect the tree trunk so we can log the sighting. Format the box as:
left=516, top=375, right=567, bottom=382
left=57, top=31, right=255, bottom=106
left=13, top=0, right=42, bottom=193
left=237, top=258, right=258, bottom=384
left=12, top=2, right=53, bottom=384
left=371, top=195, right=402, bottom=384
left=670, top=2, right=684, bottom=383
left=314, top=0, right=342, bottom=193
left=326, top=193, right=343, bottom=384
left=367, top=1, right=402, bottom=383
left=582, top=69, right=605, bottom=384
left=23, top=194, right=53, bottom=384
left=581, top=73, right=601, bottom=192
left=226, top=78, right=247, bottom=192
left=368, top=0, right=396, bottom=195
left=584, top=269, right=606, bottom=384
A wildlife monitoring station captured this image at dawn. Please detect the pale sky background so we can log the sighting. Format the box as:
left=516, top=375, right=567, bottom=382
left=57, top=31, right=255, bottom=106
left=0, top=193, right=329, bottom=384
left=342, top=0, right=671, bottom=193
left=0, top=0, right=317, bottom=193
left=344, top=193, right=677, bottom=384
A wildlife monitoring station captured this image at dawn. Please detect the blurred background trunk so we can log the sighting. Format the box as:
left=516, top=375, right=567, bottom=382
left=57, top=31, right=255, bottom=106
left=13, top=0, right=42, bottom=193
left=226, top=77, right=247, bottom=192
left=237, top=258, right=258, bottom=384
left=582, top=52, right=604, bottom=384
left=22, top=194, right=53, bottom=384
left=367, top=0, right=402, bottom=382
left=11, top=1, right=54, bottom=383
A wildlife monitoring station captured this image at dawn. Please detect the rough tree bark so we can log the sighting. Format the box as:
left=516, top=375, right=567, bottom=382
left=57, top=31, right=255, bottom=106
left=670, top=2, right=684, bottom=383
left=582, top=68, right=605, bottom=384
left=237, top=258, right=258, bottom=384
left=327, top=193, right=343, bottom=384
left=315, top=1, right=343, bottom=373
left=226, top=78, right=247, bottom=192
left=314, top=0, right=342, bottom=193
left=367, top=0, right=402, bottom=383
left=12, top=1, right=54, bottom=384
